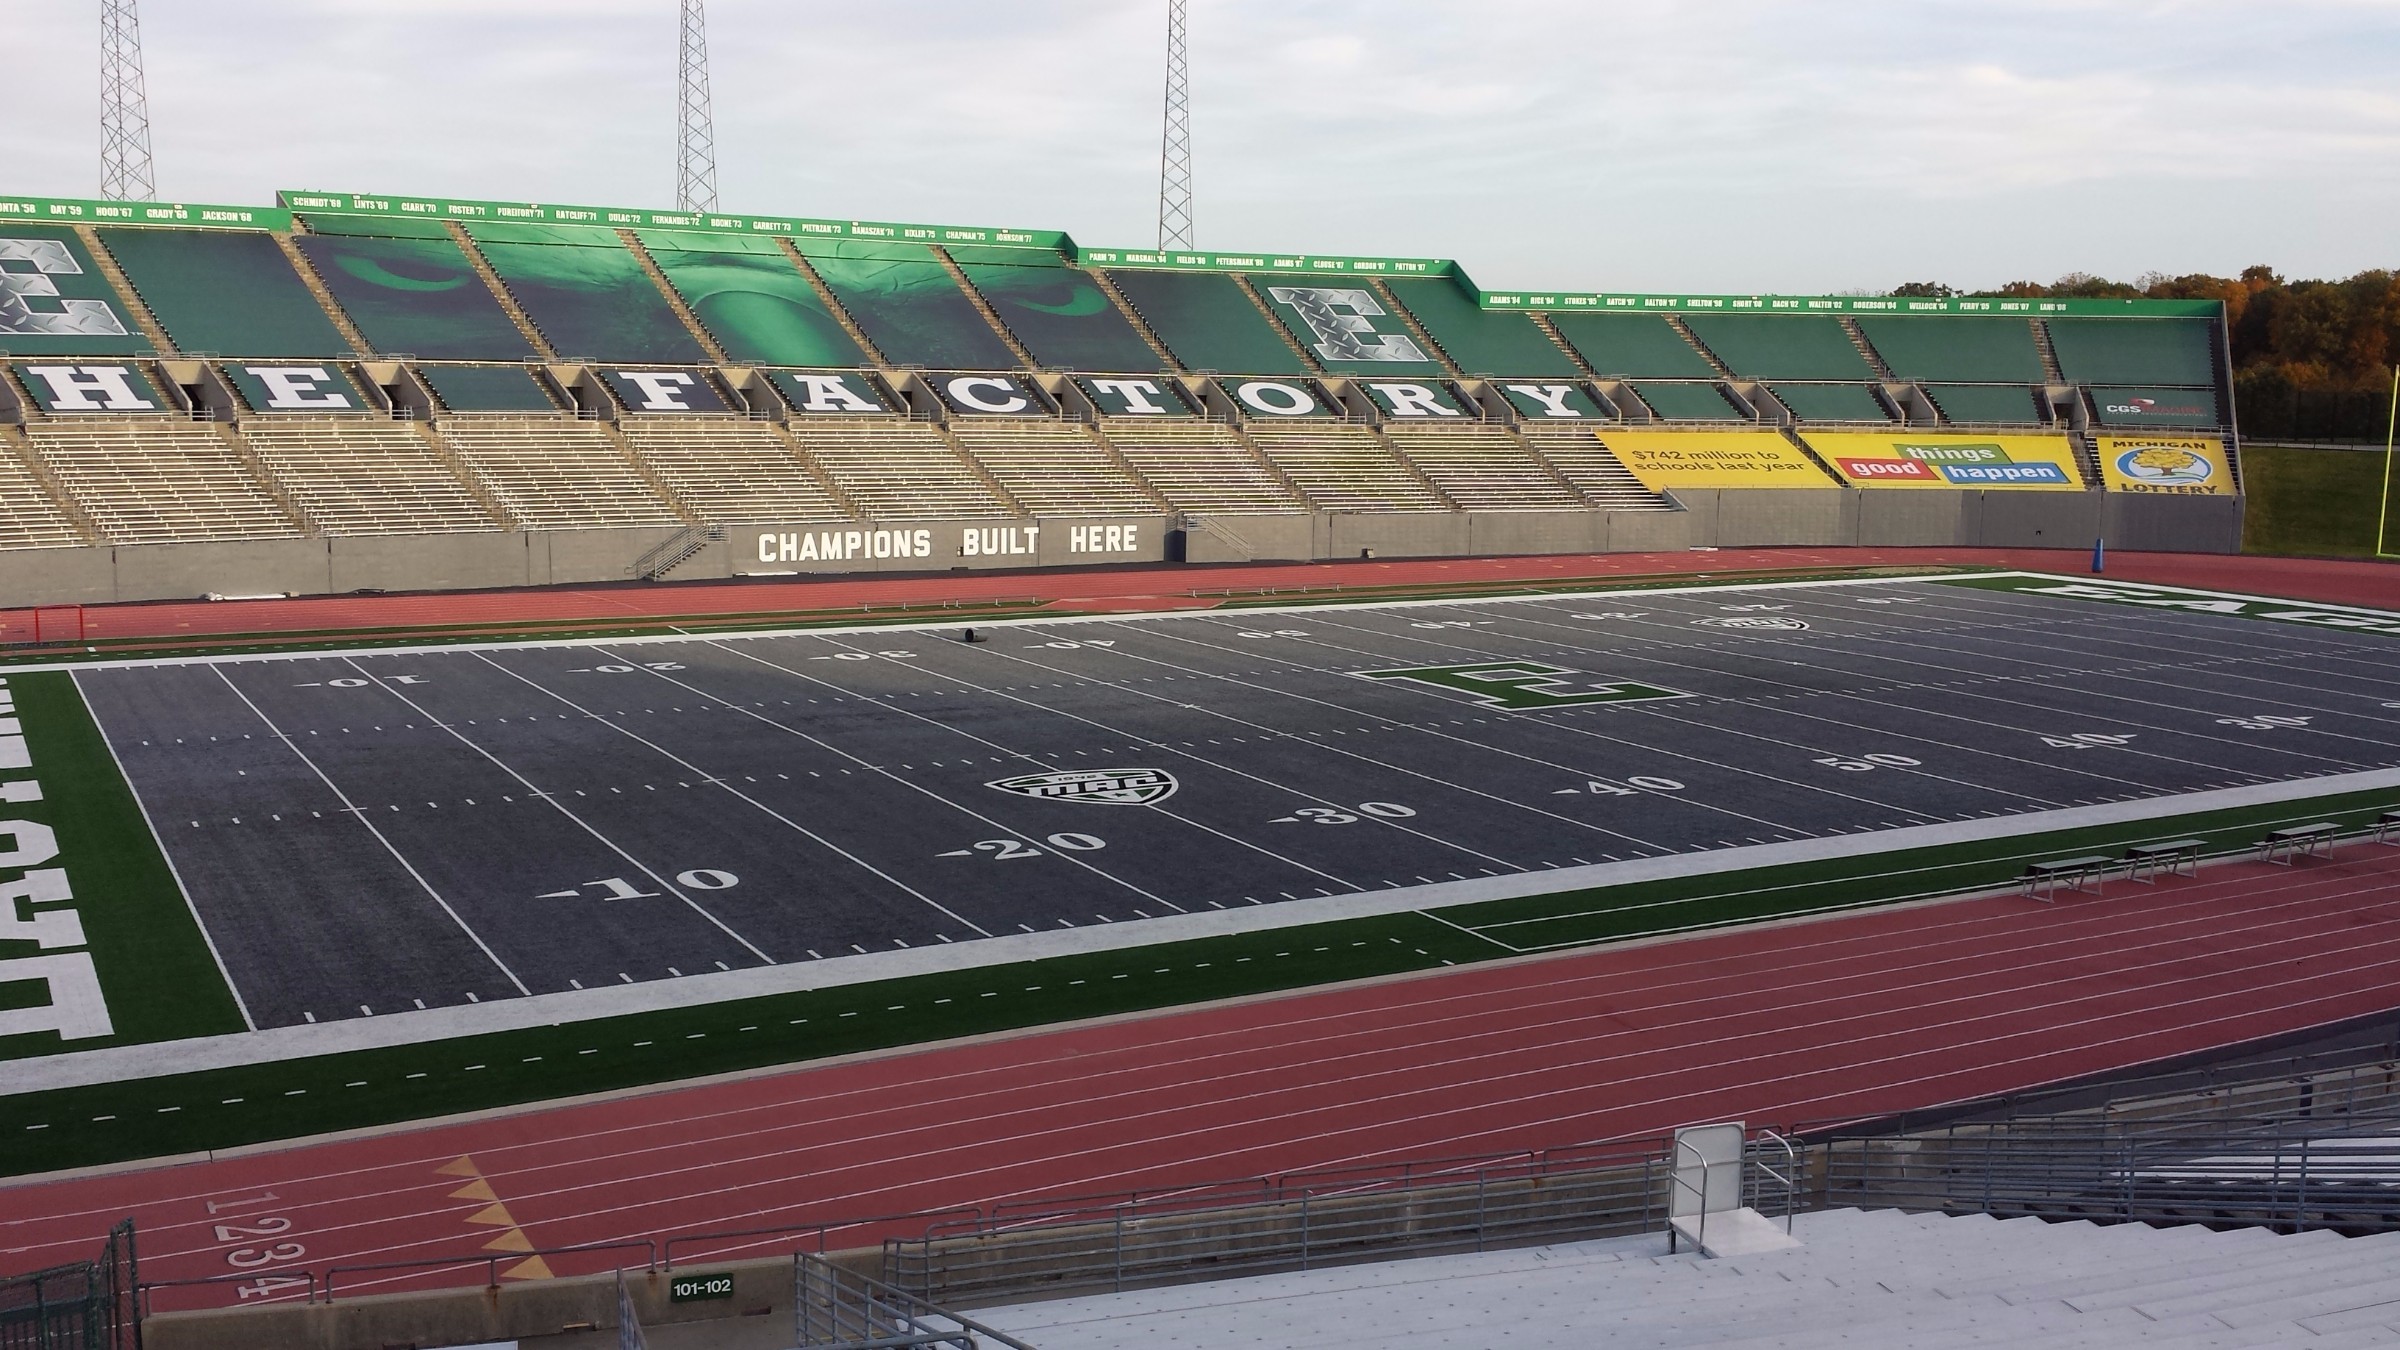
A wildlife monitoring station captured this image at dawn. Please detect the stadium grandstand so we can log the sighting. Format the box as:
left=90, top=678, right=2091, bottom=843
left=0, top=189, right=2243, bottom=605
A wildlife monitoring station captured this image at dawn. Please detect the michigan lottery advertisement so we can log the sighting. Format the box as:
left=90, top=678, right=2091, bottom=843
left=2093, top=436, right=2234, bottom=496
left=1803, top=433, right=2086, bottom=491
left=1592, top=430, right=1838, bottom=491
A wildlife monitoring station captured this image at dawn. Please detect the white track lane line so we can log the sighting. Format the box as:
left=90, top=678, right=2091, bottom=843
left=105, top=859, right=2384, bottom=1271
left=210, top=665, right=531, bottom=997
left=345, top=656, right=776, bottom=965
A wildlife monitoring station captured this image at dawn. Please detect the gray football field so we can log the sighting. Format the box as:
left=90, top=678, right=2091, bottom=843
left=69, top=574, right=2400, bottom=1029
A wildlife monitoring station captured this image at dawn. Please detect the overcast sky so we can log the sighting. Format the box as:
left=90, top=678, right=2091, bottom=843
left=5, top=1, right=2395, bottom=294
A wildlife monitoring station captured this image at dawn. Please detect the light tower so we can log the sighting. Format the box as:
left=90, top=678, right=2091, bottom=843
left=1156, top=0, right=1194, bottom=251
left=674, top=0, right=720, bottom=214
left=100, top=0, right=157, bottom=201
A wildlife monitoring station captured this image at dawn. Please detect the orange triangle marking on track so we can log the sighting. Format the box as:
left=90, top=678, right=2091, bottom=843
left=465, top=1202, right=517, bottom=1228
left=447, top=1179, right=497, bottom=1203
left=482, top=1228, right=534, bottom=1254
left=435, top=1156, right=482, bottom=1178
left=501, top=1255, right=553, bottom=1280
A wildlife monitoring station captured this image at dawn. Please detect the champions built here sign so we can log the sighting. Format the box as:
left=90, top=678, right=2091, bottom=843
left=737, top=517, right=1170, bottom=575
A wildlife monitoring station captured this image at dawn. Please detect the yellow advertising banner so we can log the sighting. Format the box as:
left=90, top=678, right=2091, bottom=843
left=1802, top=432, right=2087, bottom=491
left=1593, top=430, right=1837, bottom=491
left=2093, top=435, right=2234, bottom=496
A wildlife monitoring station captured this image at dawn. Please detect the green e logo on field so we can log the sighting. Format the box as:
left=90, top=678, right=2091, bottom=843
left=1358, top=661, right=1689, bottom=711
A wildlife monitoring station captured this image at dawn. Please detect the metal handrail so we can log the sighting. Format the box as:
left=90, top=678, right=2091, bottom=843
left=1667, top=1132, right=1718, bottom=1255
left=321, top=1239, right=654, bottom=1301
left=1752, top=1129, right=1800, bottom=1235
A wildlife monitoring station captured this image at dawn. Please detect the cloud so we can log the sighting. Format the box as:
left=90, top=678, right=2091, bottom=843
left=1, top=0, right=2394, bottom=292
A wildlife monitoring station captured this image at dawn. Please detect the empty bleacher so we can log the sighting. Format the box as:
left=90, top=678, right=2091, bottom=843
left=1627, top=381, right=1745, bottom=421
left=2047, top=316, right=2219, bottom=385
left=1381, top=424, right=1583, bottom=511
left=637, top=230, right=866, bottom=370
left=96, top=227, right=353, bottom=358
left=25, top=420, right=302, bottom=545
left=1855, top=314, right=2045, bottom=383
left=433, top=420, right=682, bottom=530
left=953, top=251, right=1164, bottom=373
left=1766, top=382, right=1893, bottom=422
left=799, top=242, right=1022, bottom=371
left=947, top=421, right=1159, bottom=516
left=616, top=419, right=849, bottom=523
left=1547, top=312, right=1718, bottom=380
left=241, top=420, right=497, bottom=536
left=1382, top=279, right=1578, bottom=377
left=1680, top=313, right=1875, bottom=381
left=465, top=222, right=710, bottom=365
left=1104, top=269, right=1313, bottom=376
left=1096, top=420, right=1306, bottom=514
left=784, top=421, right=1011, bottom=519
left=1923, top=383, right=2046, bottom=424
left=0, top=429, right=91, bottom=549
left=1511, top=425, right=1676, bottom=510
left=290, top=232, right=536, bottom=362
left=1243, top=425, right=1449, bottom=512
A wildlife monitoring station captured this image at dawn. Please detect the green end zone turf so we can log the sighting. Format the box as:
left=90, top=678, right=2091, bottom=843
left=0, top=672, right=245, bottom=1062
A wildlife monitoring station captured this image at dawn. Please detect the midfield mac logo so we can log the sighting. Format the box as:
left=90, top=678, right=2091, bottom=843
left=1357, top=661, right=1688, bottom=711
left=987, top=768, right=1180, bottom=806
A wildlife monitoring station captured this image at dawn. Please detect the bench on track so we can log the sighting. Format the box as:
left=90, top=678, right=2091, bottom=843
left=2262, top=822, right=2340, bottom=866
left=2023, top=854, right=2114, bottom=902
left=2375, top=810, right=2400, bottom=847
left=2124, top=838, right=2206, bottom=885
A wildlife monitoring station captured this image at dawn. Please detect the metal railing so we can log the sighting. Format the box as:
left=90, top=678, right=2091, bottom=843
left=882, top=1140, right=1671, bottom=1307
left=795, top=1252, right=1036, bottom=1350
left=2, top=1220, right=136, bottom=1350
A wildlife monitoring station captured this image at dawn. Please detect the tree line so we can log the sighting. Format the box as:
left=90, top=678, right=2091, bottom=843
left=1893, top=269, right=2400, bottom=441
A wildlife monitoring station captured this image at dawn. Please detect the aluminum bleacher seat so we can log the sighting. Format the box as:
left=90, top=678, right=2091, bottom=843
left=0, top=429, right=92, bottom=550
left=1096, top=420, right=1306, bottom=514
left=433, top=419, right=682, bottom=530
left=784, top=420, right=1011, bottom=520
left=1512, top=425, right=1675, bottom=511
left=947, top=422, right=1159, bottom=517
left=617, top=419, right=849, bottom=523
left=26, top=420, right=302, bottom=545
left=240, top=420, right=498, bottom=536
left=1380, top=424, right=1583, bottom=511
left=1243, top=425, right=1449, bottom=512
left=1923, top=383, right=2046, bottom=425
left=1855, top=315, right=2045, bottom=384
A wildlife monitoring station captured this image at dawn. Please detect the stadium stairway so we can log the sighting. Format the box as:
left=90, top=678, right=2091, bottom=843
left=1838, top=315, right=1897, bottom=379
left=433, top=419, right=683, bottom=529
left=1379, top=422, right=1586, bottom=511
left=1242, top=423, right=1453, bottom=512
left=616, top=418, right=850, bottom=523
left=25, top=419, right=305, bottom=545
left=2032, top=319, right=2069, bottom=384
left=442, top=221, right=558, bottom=361
left=945, top=420, right=1163, bottom=517
left=786, top=419, right=1014, bottom=520
left=1512, top=424, right=1676, bottom=510
left=1663, top=314, right=1737, bottom=378
left=241, top=418, right=500, bottom=536
left=0, top=424, right=94, bottom=549
left=1093, top=418, right=1309, bottom=514
left=976, top=1209, right=2400, bottom=1348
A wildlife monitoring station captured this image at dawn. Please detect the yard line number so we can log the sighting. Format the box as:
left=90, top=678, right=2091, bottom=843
left=941, top=834, right=1108, bottom=860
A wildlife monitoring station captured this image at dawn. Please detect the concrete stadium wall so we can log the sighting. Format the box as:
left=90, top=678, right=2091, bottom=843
left=0, top=494, right=2247, bottom=610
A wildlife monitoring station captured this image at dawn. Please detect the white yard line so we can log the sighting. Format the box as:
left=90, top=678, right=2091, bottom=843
left=11, top=764, right=2400, bottom=1097
left=210, top=665, right=531, bottom=997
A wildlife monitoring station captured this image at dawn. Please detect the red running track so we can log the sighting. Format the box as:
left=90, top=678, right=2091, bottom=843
left=8, top=847, right=2400, bottom=1306
left=5, top=547, right=2391, bottom=647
